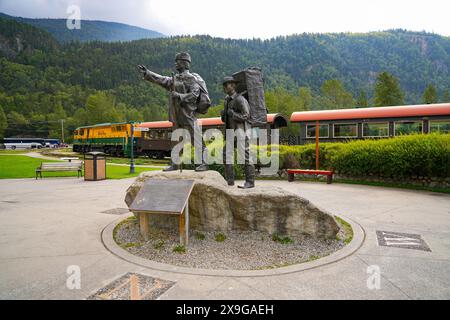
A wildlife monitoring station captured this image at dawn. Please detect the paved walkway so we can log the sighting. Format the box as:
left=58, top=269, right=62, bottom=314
left=0, top=177, right=448, bottom=299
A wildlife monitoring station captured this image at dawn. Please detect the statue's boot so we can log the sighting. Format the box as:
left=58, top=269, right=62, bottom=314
left=163, top=163, right=179, bottom=172
left=195, top=163, right=208, bottom=172
left=238, top=181, right=254, bottom=189
left=238, top=165, right=255, bottom=189
left=224, top=164, right=234, bottom=186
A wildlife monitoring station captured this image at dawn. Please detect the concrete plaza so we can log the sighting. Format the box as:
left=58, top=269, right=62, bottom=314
left=0, top=176, right=449, bottom=299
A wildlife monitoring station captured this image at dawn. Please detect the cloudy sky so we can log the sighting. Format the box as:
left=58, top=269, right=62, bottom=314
left=1, top=0, right=449, bottom=38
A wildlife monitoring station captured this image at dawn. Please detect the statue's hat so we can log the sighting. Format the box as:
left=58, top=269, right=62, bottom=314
left=175, top=52, right=191, bottom=63
left=222, top=76, right=238, bottom=85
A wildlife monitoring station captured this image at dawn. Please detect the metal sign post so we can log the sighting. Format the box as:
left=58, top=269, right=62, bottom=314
left=130, top=123, right=135, bottom=174
left=315, top=120, right=319, bottom=170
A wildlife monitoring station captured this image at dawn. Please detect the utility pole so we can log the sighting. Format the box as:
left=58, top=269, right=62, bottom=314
left=130, top=122, right=135, bottom=174
left=61, top=119, right=65, bottom=144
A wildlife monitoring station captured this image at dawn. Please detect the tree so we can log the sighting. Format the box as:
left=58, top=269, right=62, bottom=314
left=6, top=111, right=29, bottom=137
left=374, top=72, right=404, bottom=106
left=317, top=79, right=354, bottom=109
left=85, top=91, right=122, bottom=125
left=298, top=87, right=312, bottom=111
left=356, top=90, right=369, bottom=108
left=441, top=90, right=449, bottom=103
left=0, top=106, right=7, bottom=138
left=422, top=84, right=437, bottom=104
left=47, top=102, right=67, bottom=140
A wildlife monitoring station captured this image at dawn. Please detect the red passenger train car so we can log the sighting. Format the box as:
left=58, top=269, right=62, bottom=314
left=290, top=103, right=450, bottom=145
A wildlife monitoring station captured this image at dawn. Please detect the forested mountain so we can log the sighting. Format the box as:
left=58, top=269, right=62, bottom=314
left=0, top=12, right=165, bottom=42
left=0, top=16, right=449, bottom=140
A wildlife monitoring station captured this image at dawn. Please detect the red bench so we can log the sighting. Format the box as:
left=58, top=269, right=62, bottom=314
left=287, top=169, right=333, bottom=184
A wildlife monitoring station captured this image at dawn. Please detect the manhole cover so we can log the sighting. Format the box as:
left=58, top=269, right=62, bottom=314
left=100, top=208, right=130, bottom=215
left=87, top=273, right=175, bottom=300
left=376, top=231, right=431, bottom=251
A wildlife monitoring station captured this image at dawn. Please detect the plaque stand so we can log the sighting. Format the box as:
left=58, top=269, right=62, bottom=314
left=129, top=179, right=195, bottom=246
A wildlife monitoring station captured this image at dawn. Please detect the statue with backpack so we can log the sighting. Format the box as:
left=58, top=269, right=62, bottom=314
left=138, top=52, right=210, bottom=172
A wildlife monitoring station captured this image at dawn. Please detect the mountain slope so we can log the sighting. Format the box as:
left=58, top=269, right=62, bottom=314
left=0, top=17, right=448, bottom=139
left=0, top=12, right=165, bottom=42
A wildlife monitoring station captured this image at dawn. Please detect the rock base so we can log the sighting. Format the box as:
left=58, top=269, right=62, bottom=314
left=125, top=170, right=340, bottom=239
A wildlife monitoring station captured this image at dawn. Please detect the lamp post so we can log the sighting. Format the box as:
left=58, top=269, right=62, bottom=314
left=130, top=122, right=135, bottom=174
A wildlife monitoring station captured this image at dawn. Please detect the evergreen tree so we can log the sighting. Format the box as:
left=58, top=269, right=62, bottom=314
left=298, top=87, right=312, bottom=111
left=0, top=105, right=7, bottom=138
left=356, top=90, right=369, bottom=108
left=374, top=72, right=405, bottom=106
left=442, top=90, right=450, bottom=103
left=5, top=111, right=29, bottom=137
left=422, top=84, right=437, bottom=104
left=318, top=79, right=354, bottom=109
left=85, top=92, right=122, bottom=125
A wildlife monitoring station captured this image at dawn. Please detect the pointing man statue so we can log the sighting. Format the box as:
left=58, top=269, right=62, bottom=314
left=138, top=52, right=209, bottom=172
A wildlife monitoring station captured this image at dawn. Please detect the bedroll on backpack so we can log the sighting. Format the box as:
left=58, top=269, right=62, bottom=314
left=192, top=73, right=211, bottom=114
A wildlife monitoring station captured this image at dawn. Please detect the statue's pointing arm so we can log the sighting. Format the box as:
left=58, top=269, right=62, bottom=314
left=138, top=65, right=172, bottom=91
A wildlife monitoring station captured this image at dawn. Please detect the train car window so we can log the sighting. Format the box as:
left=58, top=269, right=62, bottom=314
left=80, top=129, right=84, bottom=136
left=306, top=124, right=329, bottom=138
left=394, top=121, right=423, bottom=135
left=73, top=130, right=78, bottom=135
left=429, top=120, right=450, bottom=134
left=333, top=123, right=357, bottom=138
left=168, top=131, right=172, bottom=139
left=363, top=122, right=389, bottom=137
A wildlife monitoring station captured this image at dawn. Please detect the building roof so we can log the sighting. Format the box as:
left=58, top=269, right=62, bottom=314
left=290, top=103, right=450, bottom=122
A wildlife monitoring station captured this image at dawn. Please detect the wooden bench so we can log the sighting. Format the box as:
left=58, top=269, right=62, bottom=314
left=61, top=157, right=80, bottom=162
left=36, top=162, right=83, bottom=179
left=287, top=169, right=333, bottom=184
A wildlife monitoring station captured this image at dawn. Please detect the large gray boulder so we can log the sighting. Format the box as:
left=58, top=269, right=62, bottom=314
left=125, top=170, right=340, bottom=239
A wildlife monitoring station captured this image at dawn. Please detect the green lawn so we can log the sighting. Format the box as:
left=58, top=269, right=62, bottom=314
left=106, top=165, right=159, bottom=179
left=105, top=156, right=168, bottom=166
left=0, top=155, right=159, bottom=179
left=0, top=149, right=31, bottom=154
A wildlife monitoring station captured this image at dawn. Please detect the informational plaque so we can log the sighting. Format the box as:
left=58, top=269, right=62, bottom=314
left=129, top=179, right=195, bottom=245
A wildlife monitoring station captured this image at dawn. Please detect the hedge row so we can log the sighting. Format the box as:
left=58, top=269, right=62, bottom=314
left=274, top=134, right=450, bottom=178
left=182, top=133, right=449, bottom=179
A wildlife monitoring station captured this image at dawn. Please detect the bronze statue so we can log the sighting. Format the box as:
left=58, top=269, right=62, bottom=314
left=221, top=76, right=255, bottom=188
left=138, top=52, right=209, bottom=172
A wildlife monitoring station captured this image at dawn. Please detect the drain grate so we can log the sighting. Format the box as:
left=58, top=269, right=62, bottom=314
left=100, top=208, right=130, bottom=215
left=87, top=273, right=175, bottom=300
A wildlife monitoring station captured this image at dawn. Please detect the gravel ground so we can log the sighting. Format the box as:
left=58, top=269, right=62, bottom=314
left=114, top=216, right=349, bottom=270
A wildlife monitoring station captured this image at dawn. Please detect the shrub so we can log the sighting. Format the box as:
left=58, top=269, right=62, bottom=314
left=281, top=152, right=300, bottom=169
left=173, top=245, right=186, bottom=253
left=275, top=134, right=450, bottom=179
left=153, top=239, right=165, bottom=249
left=272, top=233, right=293, bottom=244
left=182, top=134, right=450, bottom=180
left=215, top=232, right=226, bottom=242
left=195, top=232, right=206, bottom=240
left=332, top=134, right=450, bottom=178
